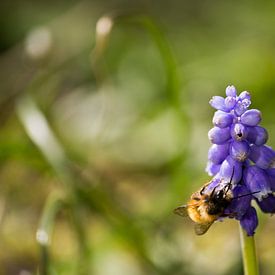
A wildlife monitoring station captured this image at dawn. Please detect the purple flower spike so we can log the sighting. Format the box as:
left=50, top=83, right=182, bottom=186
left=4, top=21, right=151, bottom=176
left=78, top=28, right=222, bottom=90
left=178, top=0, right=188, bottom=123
left=208, top=127, right=231, bottom=145
left=240, top=207, right=258, bottom=236
left=205, top=161, right=221, bottom=176
left=256, top=194, right=275, bottom=213
left=208, top=143, right=229, bottom=164
left=217, top=156, right=242, bottom=185
left=240, top=109, right=262, bottom=126
left=212, top=111, right=234, bottom=128
left=231, top=123, right=248, bottom=141
left=249, top=145, right=275, bottom=169
left=230, top=141, right=250, bottom=162
left=201, top=85, right=275, bottom=235
left=225, top=85, right=237, bottom=97
left=243, top=166, right=271, bottom=200
left=209, top=96, right=228, bottom=112
left=246, top=126, right=268, bottom=146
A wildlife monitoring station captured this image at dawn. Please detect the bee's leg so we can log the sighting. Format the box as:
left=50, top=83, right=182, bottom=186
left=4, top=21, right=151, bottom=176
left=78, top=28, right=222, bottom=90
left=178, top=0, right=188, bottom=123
left=225, top=166, right=235, bottom=194
left=224, top=183, right=231, bottom=195
left=210, top=186, right=218, bottom=197
left=200, top=185, right=206, bottom=195
left=223, top=171, right=234, bottom=197
left=221, top=212, right=237, bottom=218
left=229, top=166, right=235, bottom=184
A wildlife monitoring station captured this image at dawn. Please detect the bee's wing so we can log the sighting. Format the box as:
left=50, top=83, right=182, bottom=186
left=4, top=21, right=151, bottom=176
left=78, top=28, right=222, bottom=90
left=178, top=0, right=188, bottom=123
left=194, top=222, right=213, bottom=235
left=173, top=205, right=188, bottom=217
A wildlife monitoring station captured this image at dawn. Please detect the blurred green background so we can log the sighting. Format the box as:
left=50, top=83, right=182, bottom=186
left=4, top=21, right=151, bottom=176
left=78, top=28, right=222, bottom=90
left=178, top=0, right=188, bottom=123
left=1, top=1, right=275, bottom=274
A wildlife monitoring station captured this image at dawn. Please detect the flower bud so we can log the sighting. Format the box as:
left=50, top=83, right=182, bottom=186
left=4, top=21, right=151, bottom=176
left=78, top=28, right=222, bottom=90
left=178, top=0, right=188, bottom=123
left=225, top=184, right=252, bottom=219
left=240, top=109, right=262, bottom=126
left=256, top=194, right=275, bottom=213
left=266, top=168, right=275, bottom=191
left=208, top=143, right=229, bottom=164
left=205, top=161, right=221, bottom=176
left=246, top=126, right=268, bottom=146
left=217, top=156, right=242, bottom=185
left=243, top=165, right=271, bottom=200
left=208, top=126, right=231, bottom=144
left=209, top=96, right=228, bottom=112
left=234, top=98, right=251, bottom=116
left=249, top=145, right=275, bottom=169
left=225, top=85, right=237, bottom=97
left=231, top=123, right=248, bottom=141
left=224, top=96, right=237, bottom=110
left=266, top=168, right=275, bottom=177
left=212, top=111, right=234, bottom=128
left=239, top=91, right=251, bottom=101
left=240, top=207, right=258, bottom=236
left=230, top=141, right=250, bottom=162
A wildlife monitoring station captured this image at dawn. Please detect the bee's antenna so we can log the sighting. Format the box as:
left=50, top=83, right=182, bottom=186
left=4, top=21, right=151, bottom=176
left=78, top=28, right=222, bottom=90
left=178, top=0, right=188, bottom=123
left=233, top=190, right=260, bottom=200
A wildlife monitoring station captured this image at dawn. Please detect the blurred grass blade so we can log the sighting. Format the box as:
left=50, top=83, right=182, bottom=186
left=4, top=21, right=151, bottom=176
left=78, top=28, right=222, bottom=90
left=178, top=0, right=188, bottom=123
left=37, top=193, right=64, bottom=247
left=37, top=192, right=64, bottom=275
left=16, top=95, right=66, bottom=172
left=132, top=15, right=181, bottom=107
left=93, top=13, right=181, bottom=109
left=16, top=95, right=91, bottom=275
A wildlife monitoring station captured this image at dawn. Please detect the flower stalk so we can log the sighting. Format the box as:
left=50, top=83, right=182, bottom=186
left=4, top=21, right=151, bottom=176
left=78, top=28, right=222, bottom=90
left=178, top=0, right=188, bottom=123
left=239, top=224, right=259, bottom=275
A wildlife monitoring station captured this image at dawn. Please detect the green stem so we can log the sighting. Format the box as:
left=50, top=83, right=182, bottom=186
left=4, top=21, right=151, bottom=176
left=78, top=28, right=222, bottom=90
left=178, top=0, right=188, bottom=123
left=239, top=224, right=259, bottom=275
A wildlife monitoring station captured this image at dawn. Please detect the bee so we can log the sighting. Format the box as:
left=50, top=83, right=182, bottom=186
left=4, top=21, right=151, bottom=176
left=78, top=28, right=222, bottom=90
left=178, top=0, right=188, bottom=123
left=174, top=175, right=234, bottom=235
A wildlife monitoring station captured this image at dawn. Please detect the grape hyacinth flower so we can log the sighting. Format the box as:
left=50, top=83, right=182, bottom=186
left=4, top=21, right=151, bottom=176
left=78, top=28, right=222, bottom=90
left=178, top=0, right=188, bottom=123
left=206, top=85, right=275, bottom=236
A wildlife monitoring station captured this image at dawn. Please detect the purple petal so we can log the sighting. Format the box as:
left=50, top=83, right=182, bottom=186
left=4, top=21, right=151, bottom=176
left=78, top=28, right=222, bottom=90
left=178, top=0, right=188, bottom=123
left=205, top=161, right=221, bottom=176
left=230, top=141, right=250, bottom=162
left=208, top=127, right=231, bottom=145
left=246, top=126, right=268, bottom=146
left=266, top=168, right=275, bottom=178
left=224, top=96, right=237, bottom=110
left=225, top=184, right=252, bottom=219
left=249, top=145, right=275, bottom=169
left=208, top=143, right=229, bottom=164
left=243, top=165, right=271, bottom=200
left=225, top=85, right=237, bottom=97
left=256, top=194, right=275, bottom=213
left=209, top=96, right=229, bottom=112
left=266, top=168, right=275, bottom=191
left=206, top=177, right=222, bottom=191
left=240, top=109, right=262, bottom=126
left=212, top=110, right=234, bottom=128
left=231, top=123, right=248, bottom=141
left=217, top=156, right=242, bottom=185
left=240, top=207, right=258, bottom=236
